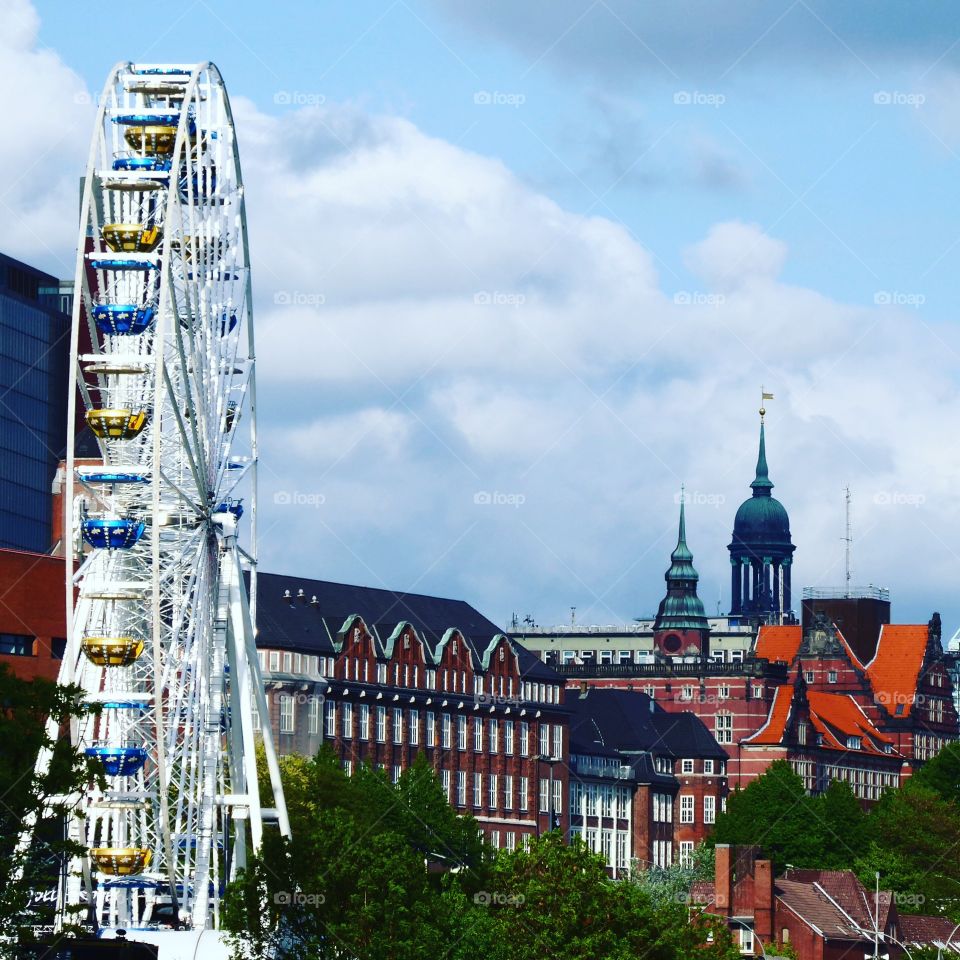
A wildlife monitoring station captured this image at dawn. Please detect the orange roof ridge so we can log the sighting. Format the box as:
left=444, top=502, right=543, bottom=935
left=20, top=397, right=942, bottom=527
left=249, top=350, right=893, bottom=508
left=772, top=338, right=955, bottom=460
left=744, top=684, right=794, bottom=745
left=865, top=624, right=929, bottom=718
left=832, top=624, right=864, bottom=670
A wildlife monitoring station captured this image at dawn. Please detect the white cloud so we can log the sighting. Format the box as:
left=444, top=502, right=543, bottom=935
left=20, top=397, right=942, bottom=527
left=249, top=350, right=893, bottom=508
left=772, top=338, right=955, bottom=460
left=0, top=0, right=91, bottom=274
left=5, top=1, right=960, bottom=629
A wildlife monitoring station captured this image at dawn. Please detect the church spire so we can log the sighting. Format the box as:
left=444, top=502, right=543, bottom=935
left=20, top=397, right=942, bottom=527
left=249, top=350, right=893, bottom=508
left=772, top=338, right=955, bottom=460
left=750, top=420, right=774, bottom=497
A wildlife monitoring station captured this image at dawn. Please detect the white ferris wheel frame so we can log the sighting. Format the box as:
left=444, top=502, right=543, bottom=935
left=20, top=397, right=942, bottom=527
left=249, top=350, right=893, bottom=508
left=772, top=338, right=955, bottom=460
left=24, top=61, right=289, bottom=938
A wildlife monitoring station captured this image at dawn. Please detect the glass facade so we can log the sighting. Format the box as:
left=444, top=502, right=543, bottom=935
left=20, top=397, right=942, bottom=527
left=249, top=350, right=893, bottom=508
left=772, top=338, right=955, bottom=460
left=0, top=253, right=70, bottom=552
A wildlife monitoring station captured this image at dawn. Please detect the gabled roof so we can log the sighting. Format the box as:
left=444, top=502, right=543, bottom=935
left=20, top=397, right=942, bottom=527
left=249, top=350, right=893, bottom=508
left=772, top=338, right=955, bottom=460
left=566, top=688, right=726, bottom=760
left=806, top=692, right=896, bottom=755
left=900, top=915, right=960, bottom=952
left=775, top=870, right=876, bottom=941
left=743, top=684, right=793, bottom=745
left=866, top=624, right=929, bottom=719
left=755, top=625, right=802, bottom=664
left=250, top=571, right=557, bottom=679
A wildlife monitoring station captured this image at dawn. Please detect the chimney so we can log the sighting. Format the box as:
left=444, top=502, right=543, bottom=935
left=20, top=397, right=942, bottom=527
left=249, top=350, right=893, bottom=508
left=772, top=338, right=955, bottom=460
left=754, top=859, right=774, bottom=943
left=714, top=844, right=733, bottom=916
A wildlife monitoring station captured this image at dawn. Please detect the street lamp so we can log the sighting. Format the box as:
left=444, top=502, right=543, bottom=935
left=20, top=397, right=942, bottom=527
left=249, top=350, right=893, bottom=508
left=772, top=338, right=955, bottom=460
left=537, top=754, right=562, bottom=837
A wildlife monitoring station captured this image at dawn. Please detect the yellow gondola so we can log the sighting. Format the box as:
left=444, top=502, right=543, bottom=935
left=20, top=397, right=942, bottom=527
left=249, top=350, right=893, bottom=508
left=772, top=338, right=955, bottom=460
left=101, top=223, right=162, bottom=253
left=91, top=847, right=152, bottom=876
left=123, top=125, right=178, bottom=155
left=86, top=409, right=148, bottom=440
left=80, top=636, right=145, bottom=667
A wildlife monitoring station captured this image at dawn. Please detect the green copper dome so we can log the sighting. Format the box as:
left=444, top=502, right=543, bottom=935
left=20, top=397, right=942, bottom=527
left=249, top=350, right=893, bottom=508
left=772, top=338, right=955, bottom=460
left=730, top=421, right=794, bottom=553
left=654, top=498, right=709, bottom=632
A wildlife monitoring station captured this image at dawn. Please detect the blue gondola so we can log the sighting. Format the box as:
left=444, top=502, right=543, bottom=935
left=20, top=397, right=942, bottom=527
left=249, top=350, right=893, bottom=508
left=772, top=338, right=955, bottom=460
left=221, top=313, right=238, bottom=335
left=80, top=470, right=149, bottom=484
left=215, top=500, right=243, bottom=519
left=92, top=304, right=156, bottom=335
left=85, top=745, right=148, bottom=776
left=112, top=156, right=172, bottom=173
left=100, top=700, right=150, bottom=711
left=133, top=67, right=191, bottom=76
left=102, top=878, right=163, bottom=890
left=90, top=259, right=158, bottom=272
left=113, top=113, right=181, bottom=126
left=81, top=518, right=146, bottom=549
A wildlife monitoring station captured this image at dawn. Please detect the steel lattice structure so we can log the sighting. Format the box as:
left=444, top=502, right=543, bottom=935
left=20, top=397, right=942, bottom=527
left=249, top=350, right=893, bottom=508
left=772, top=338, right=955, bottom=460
left=26, top=61, right=290, bottom=938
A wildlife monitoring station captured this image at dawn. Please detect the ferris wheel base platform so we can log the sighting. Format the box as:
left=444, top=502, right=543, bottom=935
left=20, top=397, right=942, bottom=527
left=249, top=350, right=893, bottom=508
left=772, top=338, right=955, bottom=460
left=97, top=929, right=233, bottom=960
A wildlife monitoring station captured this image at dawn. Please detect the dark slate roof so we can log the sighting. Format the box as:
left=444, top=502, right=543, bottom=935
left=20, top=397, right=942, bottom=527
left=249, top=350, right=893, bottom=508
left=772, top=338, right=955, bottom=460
left=566, top=688, right=726, bottom=760
left=250, top=570, right=557, bottom=680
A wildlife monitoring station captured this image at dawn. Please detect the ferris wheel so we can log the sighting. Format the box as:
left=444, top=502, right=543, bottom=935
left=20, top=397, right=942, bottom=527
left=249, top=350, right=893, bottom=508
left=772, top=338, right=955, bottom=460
left=26, top=61, right=290, bottom=936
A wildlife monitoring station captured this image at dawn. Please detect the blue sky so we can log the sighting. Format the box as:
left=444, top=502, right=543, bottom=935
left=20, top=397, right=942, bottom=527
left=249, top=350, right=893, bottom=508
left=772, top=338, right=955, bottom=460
left=13, top=0, right=960, bottom=632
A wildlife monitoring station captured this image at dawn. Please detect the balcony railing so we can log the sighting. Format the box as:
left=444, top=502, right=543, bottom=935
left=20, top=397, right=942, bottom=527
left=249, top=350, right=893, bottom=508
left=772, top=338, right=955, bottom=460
left=554, top=659, right=788, bottom=680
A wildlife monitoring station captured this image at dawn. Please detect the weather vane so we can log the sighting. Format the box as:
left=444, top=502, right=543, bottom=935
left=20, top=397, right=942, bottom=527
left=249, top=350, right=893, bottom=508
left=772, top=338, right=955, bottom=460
left=760, top=386, right=774, bottom=420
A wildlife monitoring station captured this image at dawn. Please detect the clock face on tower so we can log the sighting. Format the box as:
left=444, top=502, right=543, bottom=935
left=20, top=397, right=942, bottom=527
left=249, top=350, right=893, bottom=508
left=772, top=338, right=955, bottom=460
left=662, top=633, right=683, bottom=655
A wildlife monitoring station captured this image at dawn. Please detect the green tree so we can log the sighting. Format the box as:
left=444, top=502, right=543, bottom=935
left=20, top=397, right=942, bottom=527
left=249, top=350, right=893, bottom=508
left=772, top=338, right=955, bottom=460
left=813, top=778, right=867, bottom=869
left=0, top=665, right=90, bottom=943
left=909, top=741, right=960, bottom=806
left=711, top=760, right=822, bottom=869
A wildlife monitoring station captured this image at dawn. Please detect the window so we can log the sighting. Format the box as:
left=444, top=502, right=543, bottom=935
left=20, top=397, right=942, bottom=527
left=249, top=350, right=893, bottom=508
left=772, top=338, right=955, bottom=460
left=339, top=701, right=351, bottom=738
left=488, top=719, right=499, bottom=752
left=324, top=700, right=335, bottom=737
left=456, top=771, right=466, bottom=806
left=704, top=760, right=714, bottom=775
left=718, top=685, right=730, bottom=700
left=679, top=841, right=694, bottom=867
left=393, top=708, right=403, bottom=744
left=294, top=653, right=302, bottom=674
left=409, top=709, right=419, bottom=745
left=441, top=713, right=452, bottom=748
left=704, top=795, right=715, bottom=824
left=458, top=716, right=467, bottom=751
left=282, top=652, right=292, bottom=673
left=251, top=691, right=261, bottom=731
left=359, top=704, right=370, bottom=740
left=505, top=774, right=514, bottom=809
left=344, top=760, right=353, bottom=776
left=539, top=778, right=550, bottom=813
left=520, top=776, right=529, bottom=811
left=505, top=721, right=515, bottom=755
left=752, top=684, right=763, bottom=698
left=426, top=712, right=435, bottom=746
left=739, top=928, right=754, bottom=954
left=280, top=695, right=295, bottom=734
left=680, top=685, right=694, bottom=701
left=680, top=795, right=695, bottom=823
left=441, top=770, right=451, bottom=800
left=51, top=637, right=67, bottom=659
left=488, top=774, right=498, bottom=808
left=846, top=736, right=861, bottom=750
left=473, top=773, right=483, bottom=808
left=377, top=663, right=387, bottom=684
left=828, top=670, right=838, bottom=684
left=519, top=722, right=530, bottom=756
left=553, top=725, right=562, bottom=759
left=506, top=831, right=516, bottom=851
left=268, top=651, right=279, bottom=672
left=392, top=764, right=402, bottom=784
left=376, top=706, right=386, bottom=742
left=715, top=713, right=733, bottom=744
left=681, top=759, right=694, bottom=774
left=797, top=721, right=808, bottom=745
left=474, top=718, right=483, bottom=752
left=539, top=723, right=550, bottom=757
left=308, top=697, right=320, bottom=735
left=805, top=670, right=815, bottom=683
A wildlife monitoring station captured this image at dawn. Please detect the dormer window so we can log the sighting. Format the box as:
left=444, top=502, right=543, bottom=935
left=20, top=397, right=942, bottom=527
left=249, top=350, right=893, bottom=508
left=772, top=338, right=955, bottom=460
left=846, top=736, right=861, bottom=750
left=452, top=639, right=458, bottom=656
left=895, top=704, right=904, bottom=716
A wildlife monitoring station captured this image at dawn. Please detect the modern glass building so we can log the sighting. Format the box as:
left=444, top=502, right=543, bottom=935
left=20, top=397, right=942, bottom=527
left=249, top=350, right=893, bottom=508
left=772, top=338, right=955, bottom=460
left=0, top=252, right=70, bottom=552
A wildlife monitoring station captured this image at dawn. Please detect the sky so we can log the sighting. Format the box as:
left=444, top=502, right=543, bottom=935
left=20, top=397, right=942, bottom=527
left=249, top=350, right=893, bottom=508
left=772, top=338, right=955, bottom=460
left=7, top=0, right=960, bottom=634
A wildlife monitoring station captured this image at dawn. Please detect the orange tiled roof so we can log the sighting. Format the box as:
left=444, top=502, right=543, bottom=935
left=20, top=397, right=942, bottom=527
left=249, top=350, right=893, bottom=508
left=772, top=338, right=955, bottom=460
left=833, top=626, right=865, bottom=671
left=755, top=625, right=802, bottom=664
left=807, top=691, right=896, bottom=755
left=865, top=624, right=929, bottom=719
left=744, top=684, right=793, bottom=745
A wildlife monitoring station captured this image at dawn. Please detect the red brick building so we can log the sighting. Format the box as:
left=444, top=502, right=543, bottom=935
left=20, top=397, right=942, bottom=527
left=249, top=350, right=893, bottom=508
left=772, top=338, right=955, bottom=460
left=0, top=548, right=67, bottom=682
left=251, top=572, right=569, bottom=849
left=702, top=845, right=957, bottom=957
left=566, top=686, right=728, bottom=871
